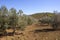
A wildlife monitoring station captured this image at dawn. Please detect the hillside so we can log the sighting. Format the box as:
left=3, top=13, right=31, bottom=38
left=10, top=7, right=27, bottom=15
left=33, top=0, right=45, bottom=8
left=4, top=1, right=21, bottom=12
left=30, top=12, right=54, bottom=19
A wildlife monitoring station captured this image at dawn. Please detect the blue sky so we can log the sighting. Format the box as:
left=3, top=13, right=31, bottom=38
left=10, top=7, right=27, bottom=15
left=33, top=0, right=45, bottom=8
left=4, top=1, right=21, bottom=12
left=0, top=0, right=60, bottom=15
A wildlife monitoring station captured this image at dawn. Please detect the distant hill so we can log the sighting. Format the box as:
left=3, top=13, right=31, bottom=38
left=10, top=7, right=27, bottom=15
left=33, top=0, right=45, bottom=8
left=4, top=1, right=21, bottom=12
left=30, top=12, right=54, bottom=19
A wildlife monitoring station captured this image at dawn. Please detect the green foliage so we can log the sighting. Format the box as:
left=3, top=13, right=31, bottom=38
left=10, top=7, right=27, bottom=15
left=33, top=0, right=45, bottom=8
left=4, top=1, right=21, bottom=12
left=0, top=7, right=36, bottom=31
left=0, top=5, right=57, bottom=32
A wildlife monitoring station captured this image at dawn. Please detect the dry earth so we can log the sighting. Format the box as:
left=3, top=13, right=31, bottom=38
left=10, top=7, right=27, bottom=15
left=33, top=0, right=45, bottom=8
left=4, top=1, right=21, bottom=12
left=0, top=24, right=60, bottom=40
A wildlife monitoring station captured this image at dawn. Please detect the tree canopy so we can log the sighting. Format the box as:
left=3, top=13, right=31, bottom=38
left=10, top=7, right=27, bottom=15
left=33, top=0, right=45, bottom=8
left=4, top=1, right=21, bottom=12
left=0, top=6, right=36, bottom=31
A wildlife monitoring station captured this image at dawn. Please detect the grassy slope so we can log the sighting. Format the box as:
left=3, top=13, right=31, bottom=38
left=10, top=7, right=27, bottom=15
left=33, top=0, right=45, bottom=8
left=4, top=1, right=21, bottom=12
left=30, top=12, right=54, bottom=19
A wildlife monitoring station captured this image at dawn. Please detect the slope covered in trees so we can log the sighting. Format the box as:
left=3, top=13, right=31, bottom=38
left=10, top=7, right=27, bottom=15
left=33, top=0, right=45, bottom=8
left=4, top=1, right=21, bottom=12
left=30, top=12, right=54, bottom=19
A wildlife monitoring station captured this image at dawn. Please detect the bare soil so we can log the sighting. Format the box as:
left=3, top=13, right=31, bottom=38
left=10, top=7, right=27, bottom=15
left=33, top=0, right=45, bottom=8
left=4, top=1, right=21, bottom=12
left=0, top=24, right=60, bottom=40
